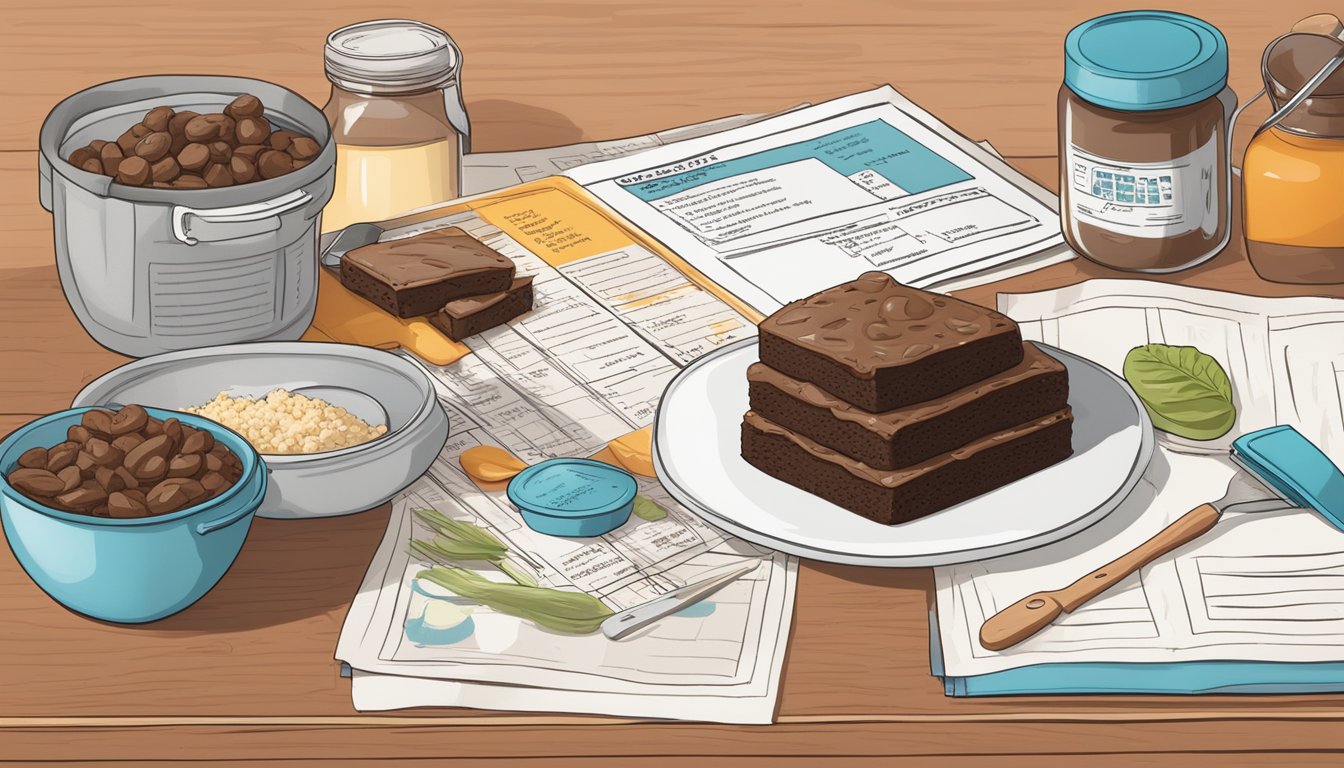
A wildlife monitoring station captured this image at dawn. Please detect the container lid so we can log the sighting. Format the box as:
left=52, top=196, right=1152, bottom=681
left=325, top=19, right=461, bottom=95
left=1065, top=11, right=1228, bottom=111
left=506, top=458, right=637, bottom=520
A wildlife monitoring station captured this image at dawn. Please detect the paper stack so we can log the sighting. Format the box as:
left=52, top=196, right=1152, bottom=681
left=935, top=281, right=1344, bottom=695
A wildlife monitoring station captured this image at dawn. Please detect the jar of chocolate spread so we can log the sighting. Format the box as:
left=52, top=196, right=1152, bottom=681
left=1059, top=11, right=1236, bottom=272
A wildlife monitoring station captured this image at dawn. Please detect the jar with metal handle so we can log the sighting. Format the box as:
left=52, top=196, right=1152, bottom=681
left=1243, top=22, right=1344, bottom=284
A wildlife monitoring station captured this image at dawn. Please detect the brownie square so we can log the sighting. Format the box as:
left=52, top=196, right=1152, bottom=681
left=740, top=408, right=1074, bottom=525
left=430, top=276, right=535, bottom=340
left=747, top=343, right=1069, bottom=470
left=757, top=271, right=1023, bottom=412
left=339, top=228, right=516, bottom=318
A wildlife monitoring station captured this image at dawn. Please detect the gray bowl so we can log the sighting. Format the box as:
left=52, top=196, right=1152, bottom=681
left=71, top=342, right=449, bottom=519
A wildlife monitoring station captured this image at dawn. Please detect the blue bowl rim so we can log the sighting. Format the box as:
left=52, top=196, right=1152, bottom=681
left=0, top=406, right=265, bottom=528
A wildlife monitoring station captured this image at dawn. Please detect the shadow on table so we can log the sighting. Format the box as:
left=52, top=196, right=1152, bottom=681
left=465, top=99, right=585, bottom=152
left=120, top=505, right=394, bottom=635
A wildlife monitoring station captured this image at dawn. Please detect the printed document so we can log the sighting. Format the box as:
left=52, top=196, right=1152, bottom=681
left=336, top=207, right=796, bottom=724
left=567, top=86, right=1071, bottom=313
left=936, top=281, right=1344, bottom=678
left=462, top=107, right=806, bottom=195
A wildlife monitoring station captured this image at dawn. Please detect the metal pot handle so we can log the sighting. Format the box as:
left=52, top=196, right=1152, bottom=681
left=38, top=151, right=54, bottom=213
left=172, top=188, right=313, bottom=246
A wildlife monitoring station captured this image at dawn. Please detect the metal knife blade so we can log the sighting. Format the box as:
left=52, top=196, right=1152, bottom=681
left=600, top=562, right=759, bottom=641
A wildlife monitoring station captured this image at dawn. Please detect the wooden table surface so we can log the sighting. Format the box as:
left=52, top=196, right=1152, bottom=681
left=5, top=1, right=1344, bottom=765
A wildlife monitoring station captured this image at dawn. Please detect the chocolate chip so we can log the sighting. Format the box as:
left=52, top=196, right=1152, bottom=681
left=203, top=163, right=234, bottom=188
left=207, top=141, right=233, bottom=165
left=167, top=453, right=203, bottom=479
left=257, top=149, right=294, bottom=179
left=99, top=143, right=124, bottom=176
left=229, top=156, right=257, bottom=184
left=107, top=491, right=149, bottom=519
left=177, top=142, right=210, bottom=172
left=17, top=447, right=48, bottom=469
left=115, top=156, right=151, bottom=186
left=151, top=156, right=181, bottom=183
left=56, top=482, right=106, bottom=510
left=287, top=136, right=320, bottom=161
left=180, top=428, right=214, bottom=455
left=81, top=409, right=114, bottom=436
left=224, top=94, right=264, bottom=120
left=9, top=468, right=65, bottom=497
left=235, top=117, right=271, bottom=146
left=56, top=465, right=82, bottom=493
left=133, top=132, right=172, bottom=162
left=45, top=442, right=79, bottom=473
left=143, top=106, right=175, bottom=133
left=268, top=129, right=297, bottom=151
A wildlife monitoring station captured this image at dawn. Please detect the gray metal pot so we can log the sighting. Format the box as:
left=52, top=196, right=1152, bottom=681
left=38, top=76, right=336, bottom=358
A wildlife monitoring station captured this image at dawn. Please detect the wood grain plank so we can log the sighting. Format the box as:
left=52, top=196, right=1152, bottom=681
left=0, top=0, right=1327, bottom=155
left=17, top=758, right=1344, bottom=768
left=8, top=720, right=1344, bottom=762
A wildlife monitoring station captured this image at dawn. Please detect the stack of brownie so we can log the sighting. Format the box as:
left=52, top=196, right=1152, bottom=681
left=740, top=272, right=1074, bottom=525
left=339, top=228, right=535, bottom=339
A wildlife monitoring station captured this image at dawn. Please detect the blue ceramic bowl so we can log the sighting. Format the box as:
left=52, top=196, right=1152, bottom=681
left=0, top=407, right=267, bottom=623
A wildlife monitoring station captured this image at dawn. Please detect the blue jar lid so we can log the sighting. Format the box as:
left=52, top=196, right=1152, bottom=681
left=1065, top=11, right=1228, bottom=111
left=507, top=458, right=637, bottom=520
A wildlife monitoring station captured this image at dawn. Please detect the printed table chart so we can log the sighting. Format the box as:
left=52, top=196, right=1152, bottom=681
left=5, top=1, right=1344, bottom=765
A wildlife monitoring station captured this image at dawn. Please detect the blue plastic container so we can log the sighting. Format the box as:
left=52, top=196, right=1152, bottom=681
left=506, top=458, right=637, bottom=537
left=0, top=407, right=267, bottom=623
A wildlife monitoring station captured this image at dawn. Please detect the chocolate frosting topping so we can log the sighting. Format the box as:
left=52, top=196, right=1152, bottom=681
left=744, top=407, right=1073, bottom=488
left=746, top=343, right=1064, bottom=439
left=759, top=271, right=1016, bottom=375
left=344, top=228, right=514, bottom=290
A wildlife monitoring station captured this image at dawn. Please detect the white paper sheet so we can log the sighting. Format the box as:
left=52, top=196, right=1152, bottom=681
left=567, top=86, right=1072, bottom=313
left=936, top=280, right=1344, bottom=678
left=462, top=108, right=807, bottom=195
left=335, top=208, right=796, bottom=724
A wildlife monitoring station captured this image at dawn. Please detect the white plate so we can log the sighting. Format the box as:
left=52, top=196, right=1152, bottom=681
left=653, top=339, right=1152, bottom=567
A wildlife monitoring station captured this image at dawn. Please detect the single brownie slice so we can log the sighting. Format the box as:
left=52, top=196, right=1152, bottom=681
left=747, top=343, right=1069, bottom=470
left=340, top=228, right=516, bottom=318
left=430, top=276, right=535, bottom=340
left=740, top=408, right=1073, bottom=525
left=757, top=271, right=1023, bottom=412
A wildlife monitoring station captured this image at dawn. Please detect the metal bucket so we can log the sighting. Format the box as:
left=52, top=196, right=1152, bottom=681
left=38, top=76, right=336, bottom=357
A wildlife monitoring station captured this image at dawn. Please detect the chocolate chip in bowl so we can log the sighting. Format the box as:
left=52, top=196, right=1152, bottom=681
left=64, top=94, right=320, bottom=190
left=4, top=405, right=244, bottom=518
left=38, top=75, right=336, bottom=357
left=0, top=405, right=267, bottom=623
left=71, top=342, right=449, bottom=520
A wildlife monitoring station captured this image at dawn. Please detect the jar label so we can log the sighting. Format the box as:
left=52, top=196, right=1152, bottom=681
left=1065, top=136, right=1217, bottom=239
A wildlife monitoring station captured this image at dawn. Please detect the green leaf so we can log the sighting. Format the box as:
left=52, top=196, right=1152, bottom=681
left=1122, top=343, right=1236, bottom=440
left=496, top=559, right=539, bottom=587
left=416, top=566, right=613, bottom=634
left=412, top=508, right=508, bottom=550
left=631, top=494, right=667, bottom=522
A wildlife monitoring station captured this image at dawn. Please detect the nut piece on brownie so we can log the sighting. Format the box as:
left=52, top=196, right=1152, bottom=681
left=757, top=271, right=1023, bottom=412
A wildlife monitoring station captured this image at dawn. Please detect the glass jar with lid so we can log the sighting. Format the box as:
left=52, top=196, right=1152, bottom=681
left=321, top=19, right=471, bottom=234
left=1243, top=28, right=1344, bottom=284
left=1058, top=11, right=1236, bottom=272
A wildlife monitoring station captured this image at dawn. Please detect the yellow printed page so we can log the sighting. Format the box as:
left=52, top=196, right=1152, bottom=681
left=311, top=177, right=762, bottom=364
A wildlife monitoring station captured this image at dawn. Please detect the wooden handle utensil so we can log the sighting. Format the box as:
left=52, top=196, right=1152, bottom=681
left=978, top=503, right=1222, bottom=651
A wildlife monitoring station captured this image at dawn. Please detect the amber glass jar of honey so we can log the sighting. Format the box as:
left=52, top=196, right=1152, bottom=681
left=1243, top=32, right=1344, bottom=284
